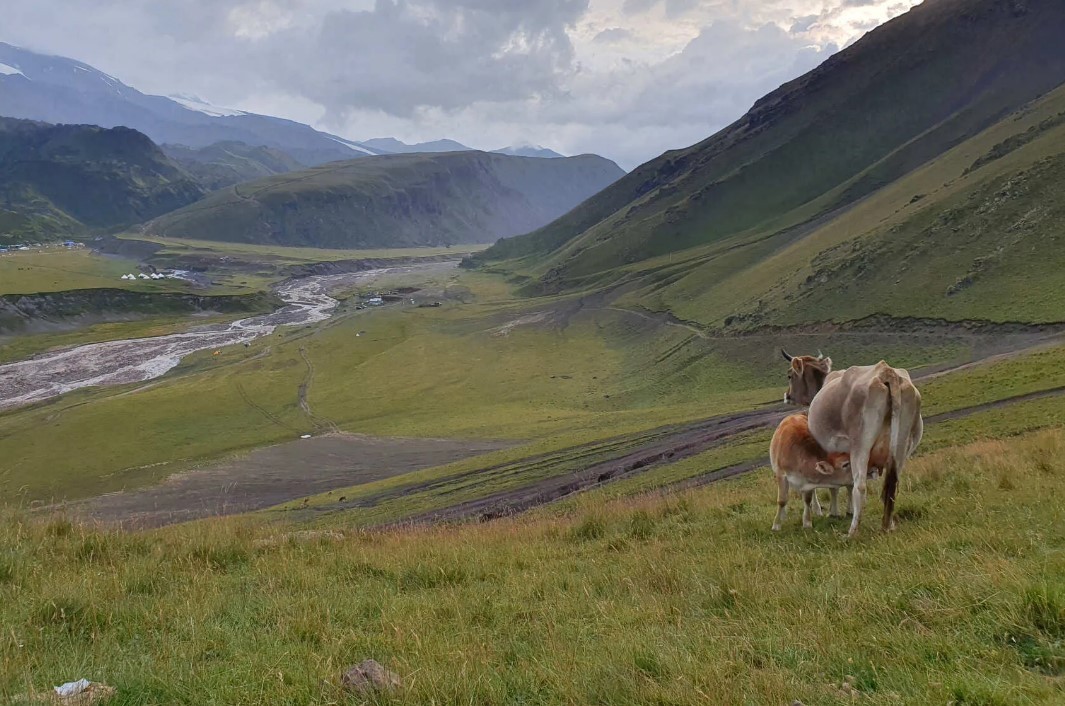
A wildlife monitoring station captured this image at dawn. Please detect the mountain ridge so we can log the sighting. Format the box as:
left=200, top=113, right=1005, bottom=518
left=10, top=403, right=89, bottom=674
left=0, top=42, right=386, bottom=166
left=144, top=151, right=625, bottom=249
left=0, top=116, right=204, bottom=241
left=161, top=141, right=305, bottom=191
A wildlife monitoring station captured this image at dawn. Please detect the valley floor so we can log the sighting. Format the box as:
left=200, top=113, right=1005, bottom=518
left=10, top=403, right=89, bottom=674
left=2, top=260, right=1065, bottom=704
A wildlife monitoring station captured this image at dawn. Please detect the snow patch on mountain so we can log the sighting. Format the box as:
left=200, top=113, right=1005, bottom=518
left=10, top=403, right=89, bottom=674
left=326, top=135, right=377, bottom=156
left=169, top=93, right=246, bottom=118
left=0, top=63, right=26, bottom=78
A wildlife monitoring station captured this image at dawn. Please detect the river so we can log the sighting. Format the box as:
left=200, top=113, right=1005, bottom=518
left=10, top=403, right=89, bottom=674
left=0, top=263, right=450, bottom=411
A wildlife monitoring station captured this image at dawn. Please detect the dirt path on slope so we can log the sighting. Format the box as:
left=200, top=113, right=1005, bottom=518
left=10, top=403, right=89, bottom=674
left=68, top=433, right=511, bottom=529
left=383, top=406, right=788, bottom=526
left=298, top=346, right=340, bottom=434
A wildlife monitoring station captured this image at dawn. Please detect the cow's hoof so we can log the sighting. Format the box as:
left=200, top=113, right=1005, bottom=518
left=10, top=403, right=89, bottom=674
left=771, top=525, right=781, bottom=532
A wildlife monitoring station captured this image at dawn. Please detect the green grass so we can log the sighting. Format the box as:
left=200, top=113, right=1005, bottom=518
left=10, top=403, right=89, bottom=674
left=122, top=233, right=489, bottom=265
left=0, top=249, right=159, bottom=295
left=3, top=257, right=1059, bottom=507
left=2, top=427, right=1063, bottom=704
left=920, top=343, right=1065, bottom=416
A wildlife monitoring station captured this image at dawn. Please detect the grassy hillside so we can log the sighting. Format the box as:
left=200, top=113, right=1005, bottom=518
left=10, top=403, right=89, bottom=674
left=144, top=152, right=625, bottom=249
left=473, top=0, right=1065, bottom=301
left=2, top=422, right=1063, bottom=704
left=613, top=80, right=1065, bottom=329
left=0, top=118, right=204, bottom=242
left=161, top=141, right=304, bottom=191
left=0, top=249, right=144, bottom=295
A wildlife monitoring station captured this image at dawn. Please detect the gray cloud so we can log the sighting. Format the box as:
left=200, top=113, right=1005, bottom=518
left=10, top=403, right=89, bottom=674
left=259, top=0, right=589, bottom=119
left=593, top=27, right=634, bottom=43
left=1, top=0, right=918, bottom=169
left=621, top=0, right=698, bottom=17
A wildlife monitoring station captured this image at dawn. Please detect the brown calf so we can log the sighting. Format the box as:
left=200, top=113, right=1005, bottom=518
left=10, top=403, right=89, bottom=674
left=770, top=413, right=892, bottom=531
left=770, top=413, right=852, bottom=531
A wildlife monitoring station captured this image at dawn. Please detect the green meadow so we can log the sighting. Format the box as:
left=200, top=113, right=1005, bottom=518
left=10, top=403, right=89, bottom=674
left=2, top=424, right=1063, bottom=705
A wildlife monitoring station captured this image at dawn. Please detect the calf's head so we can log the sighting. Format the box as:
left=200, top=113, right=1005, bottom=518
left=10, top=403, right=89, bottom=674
left=781, top=349, right=832, bottom=406
left=815, top=452, right=851, bottom=476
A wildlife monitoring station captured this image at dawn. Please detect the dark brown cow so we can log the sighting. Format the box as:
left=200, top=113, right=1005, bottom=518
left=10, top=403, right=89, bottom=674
left=782, top=351, right=923, bottom=537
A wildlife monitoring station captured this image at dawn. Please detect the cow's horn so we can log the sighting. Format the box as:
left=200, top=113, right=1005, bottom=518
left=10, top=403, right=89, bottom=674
left=817, top=349, right=824, bottom=360
left=781, top=349, right=793, bottom=362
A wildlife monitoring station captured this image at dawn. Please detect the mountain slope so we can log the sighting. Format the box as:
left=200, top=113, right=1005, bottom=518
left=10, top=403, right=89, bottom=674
left=0, top=43, right=386, bottom=166
left=362, top=138, right=474, bottom=154
left=0, top=117, right=204, bottom=241
left=144, top=152, right=625, bottom=248
left=161, top=141, right=305, bottom=191
left=364, top=138, right=567, bottom=159
left=475, top=0, right=1065, bottom=291
left=494, top=145, right=564, bottom=159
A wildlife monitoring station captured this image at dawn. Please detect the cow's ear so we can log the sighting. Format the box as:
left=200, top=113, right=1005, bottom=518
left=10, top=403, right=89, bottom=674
left=791, top=358, right=805, bottom=375
left=821, top=357, right=833, bottom=373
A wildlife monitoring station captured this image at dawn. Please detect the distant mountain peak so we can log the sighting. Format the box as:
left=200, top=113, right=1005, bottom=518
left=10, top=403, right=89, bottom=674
left=493, top=144, right=565, bottom=159
left=363, top=137, right=473, bottom=154
left=0, top=42, right=380, bottom=165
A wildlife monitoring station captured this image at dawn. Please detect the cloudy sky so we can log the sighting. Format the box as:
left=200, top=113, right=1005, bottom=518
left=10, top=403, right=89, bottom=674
left=4, top=0, right=921, bottom=168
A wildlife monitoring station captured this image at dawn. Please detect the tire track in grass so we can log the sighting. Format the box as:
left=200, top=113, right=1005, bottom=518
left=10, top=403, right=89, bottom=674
left=235, top=380, right=300, bottom=434
left=379, top=380, right=1065, bottom=527
left=298, top=346, right=340, bottom=434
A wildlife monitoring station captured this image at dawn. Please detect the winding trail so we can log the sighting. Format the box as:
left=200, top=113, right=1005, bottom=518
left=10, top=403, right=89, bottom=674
left=0, top=262, right=456, bottom=412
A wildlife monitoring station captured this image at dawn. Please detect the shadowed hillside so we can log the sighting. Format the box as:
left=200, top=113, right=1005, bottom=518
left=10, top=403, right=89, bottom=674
left=145, top=152, right=625, bottom=248
left=0, top=117, right=204, bottom=241
left=162, top=141, right=305, bottom=191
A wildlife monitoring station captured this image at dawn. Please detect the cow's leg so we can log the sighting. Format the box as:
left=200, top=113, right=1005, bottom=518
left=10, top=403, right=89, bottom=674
left=772, top=475, right=789, bottom=531
left=811, top=490, right=823, bottom=516
left=829, top=487, right=841, bottom=518
left=848, top=445, right=876, bottom=538
left=802, top=490, right=816, bottom=529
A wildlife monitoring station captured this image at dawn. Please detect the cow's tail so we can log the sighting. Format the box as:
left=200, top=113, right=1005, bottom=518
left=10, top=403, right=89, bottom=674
left=880, top=366, right=904, bottom=506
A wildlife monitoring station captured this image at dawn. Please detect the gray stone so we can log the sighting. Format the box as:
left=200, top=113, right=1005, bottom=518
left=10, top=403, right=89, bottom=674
left=342, top=659, right=402, bottom=693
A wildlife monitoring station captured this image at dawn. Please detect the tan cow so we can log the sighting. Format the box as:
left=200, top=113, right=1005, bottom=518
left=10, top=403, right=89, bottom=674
left=770, top=413, right=852, bottom=531
left=782, top=351, right=923, bottom=537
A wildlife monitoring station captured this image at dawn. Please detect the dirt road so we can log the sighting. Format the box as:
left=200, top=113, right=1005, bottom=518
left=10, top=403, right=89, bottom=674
left=72, top=433, right=510, bottom=529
